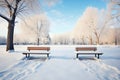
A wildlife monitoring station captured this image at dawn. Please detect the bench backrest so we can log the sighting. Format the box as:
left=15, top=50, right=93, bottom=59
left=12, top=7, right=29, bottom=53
left=76, top=47, right=97, bottom=51
left=27, top=47, right=50, bottom=51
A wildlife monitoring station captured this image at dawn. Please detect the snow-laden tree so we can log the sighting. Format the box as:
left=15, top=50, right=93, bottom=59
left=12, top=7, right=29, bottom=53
left=82, top=7, right=99, bottom=44
left=107, top=0, right=120, bottom=45
left=94, top=9, right=112, bottom=44
left=73, top=7, right=112, bottom=44
left=0, top=0, right=41, bottom=51
left=37, top=20, right=50, bottom=45
left=16, top=14, right=50, bottom=45
left=73, top=7, right=99, bottom=44
left=33, top=18, right=50, bottom=45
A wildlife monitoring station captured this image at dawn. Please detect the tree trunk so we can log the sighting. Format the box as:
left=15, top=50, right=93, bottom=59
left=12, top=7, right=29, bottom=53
left=88, top=36, right=93, bottom=45
left=115, top=35, right=117, bottom=45
left=90, top=38, right=93, bottom=45
left=82, top=38, right=85, bottom=45
left=37, top=38, right=39, bottom=45
left=6, top=21, right=15, bottom=51
left=96, top=37, right=100, bottom=45
left=114, top=28, right=118, bottom=45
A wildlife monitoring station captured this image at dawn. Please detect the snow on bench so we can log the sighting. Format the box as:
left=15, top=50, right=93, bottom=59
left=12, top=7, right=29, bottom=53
left=23, top=47, right=50, bottom=58
left=75, top=47, right=103, bottom=59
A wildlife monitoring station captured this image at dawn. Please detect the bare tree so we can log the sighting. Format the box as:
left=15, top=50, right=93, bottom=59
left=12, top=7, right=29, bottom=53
left=0, top=0, right=40, bottom=51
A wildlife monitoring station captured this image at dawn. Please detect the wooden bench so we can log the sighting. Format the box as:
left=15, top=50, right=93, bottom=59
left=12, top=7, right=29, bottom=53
left=23, top=47, right=50, bottom=58
left=75, top=47, right=103, bottom=59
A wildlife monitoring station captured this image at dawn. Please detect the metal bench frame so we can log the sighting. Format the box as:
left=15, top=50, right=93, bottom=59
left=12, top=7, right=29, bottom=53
left=23, top=47, right=50, bottom=58
left=76, top=47, right=103, bottom=59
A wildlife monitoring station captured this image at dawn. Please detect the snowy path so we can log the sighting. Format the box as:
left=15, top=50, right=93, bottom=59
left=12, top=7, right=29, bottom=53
left=0, top=46, right=120, bottom=80
left=1, top=58, right=119, bottom=80
left=0, top=59, right=46, bottom=80
left=25, top=59, right=120, bottom=80
left=81, top=60, right=120, bottom=80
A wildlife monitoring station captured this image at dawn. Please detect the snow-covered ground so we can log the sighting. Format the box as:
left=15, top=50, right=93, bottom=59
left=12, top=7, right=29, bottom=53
left=0, top=45, right=120, bottom=80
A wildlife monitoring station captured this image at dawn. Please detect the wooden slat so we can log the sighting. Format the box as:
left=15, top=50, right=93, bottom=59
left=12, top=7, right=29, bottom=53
left=76, top=47, right=97, bottom=51
left=27, top=47, right=50, bottom=51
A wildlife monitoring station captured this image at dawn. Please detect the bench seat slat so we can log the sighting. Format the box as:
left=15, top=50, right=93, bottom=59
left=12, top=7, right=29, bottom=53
left=76, top=47, right=97, bottom=51
left=27, top=47, right=50, bottom=51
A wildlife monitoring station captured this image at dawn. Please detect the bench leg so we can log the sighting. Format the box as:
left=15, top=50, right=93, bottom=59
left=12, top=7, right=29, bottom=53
left=76, top=54, right=79, bottom=58
left=95, top=54, right=97, bottom=57
left=98, top=54, right=100, bottom=59
left=25, top=54, right=28, bottom=58
left=24, top=54, right=30, bottom=59
left=47, top=54, right=49, bottom=58
left=28, top=54, right=30, bottom=58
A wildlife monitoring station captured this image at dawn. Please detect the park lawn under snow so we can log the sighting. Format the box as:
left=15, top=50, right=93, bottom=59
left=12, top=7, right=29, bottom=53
left=0, top=45, right=120, bottom=80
